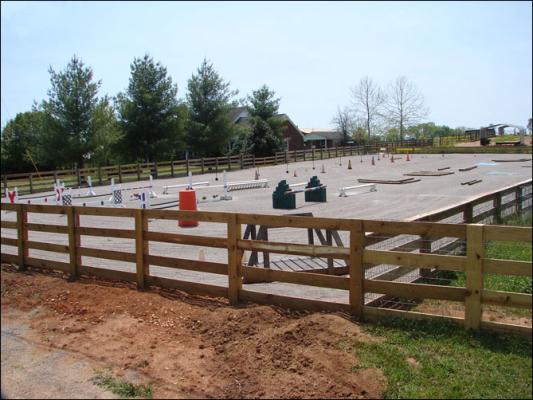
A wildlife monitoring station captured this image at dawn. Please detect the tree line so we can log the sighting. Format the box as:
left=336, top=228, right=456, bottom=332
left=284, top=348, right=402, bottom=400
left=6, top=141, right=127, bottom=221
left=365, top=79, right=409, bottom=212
left=1, top=55, right=285, bottom=173
left=332, top=76, right=466, bottom=144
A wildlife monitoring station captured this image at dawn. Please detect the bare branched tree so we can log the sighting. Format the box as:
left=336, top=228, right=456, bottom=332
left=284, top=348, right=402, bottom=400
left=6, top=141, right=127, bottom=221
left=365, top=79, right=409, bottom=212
left=384, top=76, right=429, bottom=141
left=331, top=106, right=355, bottom=145
left=350, top=76, right=386, bottom=141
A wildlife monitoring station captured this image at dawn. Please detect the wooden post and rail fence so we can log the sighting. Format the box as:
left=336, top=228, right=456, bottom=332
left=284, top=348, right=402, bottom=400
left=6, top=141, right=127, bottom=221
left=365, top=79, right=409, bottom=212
left=1, top=181, right=531, bottom=338
left=1, top=141, right=433, bottom=197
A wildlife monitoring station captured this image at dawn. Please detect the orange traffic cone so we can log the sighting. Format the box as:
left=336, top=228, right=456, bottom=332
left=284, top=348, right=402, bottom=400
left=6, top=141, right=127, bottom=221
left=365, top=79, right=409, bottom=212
left=348, top=160, right=352, bottom=170
left=371, top=156, right=375, bottom=166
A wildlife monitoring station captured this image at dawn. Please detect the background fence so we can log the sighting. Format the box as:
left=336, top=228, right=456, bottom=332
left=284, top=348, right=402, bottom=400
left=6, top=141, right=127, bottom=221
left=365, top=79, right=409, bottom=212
left=1, top=141, right=433, bottom=197
left=1, top=180, right=531, bottom=338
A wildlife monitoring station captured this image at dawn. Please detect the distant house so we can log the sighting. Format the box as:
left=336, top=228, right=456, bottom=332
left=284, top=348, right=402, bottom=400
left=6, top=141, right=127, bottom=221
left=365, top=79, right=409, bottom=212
left=300, top=128, right=344, bottom=149
left=229, top=107, right=306, bottom=151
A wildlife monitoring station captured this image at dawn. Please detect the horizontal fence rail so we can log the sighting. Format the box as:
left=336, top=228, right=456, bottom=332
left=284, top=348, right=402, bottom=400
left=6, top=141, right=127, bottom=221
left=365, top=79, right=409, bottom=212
left=1, top=181, right=531, bottom=339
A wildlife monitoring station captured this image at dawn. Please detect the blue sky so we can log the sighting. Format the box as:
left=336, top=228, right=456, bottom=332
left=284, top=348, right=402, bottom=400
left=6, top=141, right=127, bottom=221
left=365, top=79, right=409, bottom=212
left=1, top=1, right=532, bottom=130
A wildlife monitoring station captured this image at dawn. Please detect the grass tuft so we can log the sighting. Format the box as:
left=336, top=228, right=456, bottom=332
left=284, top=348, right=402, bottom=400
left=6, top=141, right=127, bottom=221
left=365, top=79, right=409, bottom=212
left=91, top=370, right=153, bottom=399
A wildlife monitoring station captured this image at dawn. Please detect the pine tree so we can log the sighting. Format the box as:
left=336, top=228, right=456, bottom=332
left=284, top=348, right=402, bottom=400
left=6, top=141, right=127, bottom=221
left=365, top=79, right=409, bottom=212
left=40, top=55, right=101, bottom=168
left=186, top=59, right=237, bottom=156
left=117, top=54, right=186, bottom=162
left=247, top=85, right=284, bottom=156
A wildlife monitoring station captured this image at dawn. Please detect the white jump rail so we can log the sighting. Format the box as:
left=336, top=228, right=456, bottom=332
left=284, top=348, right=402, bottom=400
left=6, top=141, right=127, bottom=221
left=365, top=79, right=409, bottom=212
left=339, top=183, right=377, bottom=197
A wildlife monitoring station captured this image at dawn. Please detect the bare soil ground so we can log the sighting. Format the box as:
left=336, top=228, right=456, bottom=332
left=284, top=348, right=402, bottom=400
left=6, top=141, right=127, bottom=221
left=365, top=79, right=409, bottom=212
left=1, top=265, right=385, bottom=399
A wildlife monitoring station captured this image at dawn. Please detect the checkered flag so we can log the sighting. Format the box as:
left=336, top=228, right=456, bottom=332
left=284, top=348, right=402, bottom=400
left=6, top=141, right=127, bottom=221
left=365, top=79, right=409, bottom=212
left=113, top=189, right=122, bottom=205
left=62, top=194, right=72, bottom=206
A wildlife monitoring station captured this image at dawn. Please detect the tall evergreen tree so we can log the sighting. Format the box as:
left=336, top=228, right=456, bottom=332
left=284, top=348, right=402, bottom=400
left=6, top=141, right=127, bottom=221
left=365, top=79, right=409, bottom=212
left=246, top=85, right=284, bottom=156
left=90, top=96, right=123, bottom=166
left=186, top=59, right=236, bottom=156
left=41, top=55, right=101, bottom=168
left=117, top=54, right=187, bottom=162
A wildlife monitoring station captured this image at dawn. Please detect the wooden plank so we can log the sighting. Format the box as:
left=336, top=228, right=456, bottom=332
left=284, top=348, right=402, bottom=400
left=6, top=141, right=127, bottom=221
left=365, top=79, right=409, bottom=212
left=79, top=265, right=136, bottom=282
left=364, top=220, right=466, bottom=239
left=25, top=257, right=70, bottom=272
left=145, top=231, right=227, bottom=248
left=24, top=204, right=68, bottom=215
left=240, top=290, right=350, bottom=313
left=364, top=279, right=467, bottom=301
left=146, top=254, right=227, bottom=275
left=26, top=223, right=68, bottom=234
left=146, top=276, right=228, bottom=298
left=76, top=206, right=136, bottom=217
left=79, top=247, right=136, bottom=263
left=236, top=213, right=352, bottom=230
left=77, top=227, right=135, bottom=239
left=482, top=289, right=532, bottom=309
left=479, top=320, right=532, bottom=340
left=464, top=224, right=484, bottom=330
left=363, top=249, right=466, bottom=272
left=1, top=237, right=18, bottom=247
left=26, top=241, right=69, bottom=254
left=484, top=225, right=532, bottom=242
left=0, top=203, right=17, bottom=211
left=483, top=259, right=532, bottom=277
left=363, top=306, right=464, bottom=325
left=242, top=266, right=350, bottom=290
left=66, top=207, right=79, bottom=280
left=1, top=220, right=17, bottom=229
left=350, top=221, right=365, bottom=319
left=135, top=209, right=145, bottom=289
left=144, top=209, right=231, bottom=223
left=1, top=253, right=18, bottom=264
left=227, top=214, right=242, bottom=304
left=238, top=239, right=350, bottom=259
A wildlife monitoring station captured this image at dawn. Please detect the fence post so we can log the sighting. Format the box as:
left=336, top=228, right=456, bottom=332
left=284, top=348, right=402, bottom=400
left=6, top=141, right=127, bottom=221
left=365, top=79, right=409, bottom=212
left=293, top=150, right=297, bottom=163
left=170, top=160, right=175, bottom=178
left=76, top=167, right=81, bottom=187
left=215, top=157, right=219, bottom=176
left=118, top=164, right=123, bottom=183
left=29, top=173, right=33, bottom=194
left=227, top=155, right=232, bottom=171
left=16, top=204, right=28, bottom=270
left=303, top=149, right=306, bottom=161
left=464, top=203, right=473, bottom=223
left=493, top=193, right=502, bottom=224
left=285, top=151, right=288, bottom=165
left=67, top=207, right=80, bottom=281
left=201, top=158, right=205, bottom=175
left=137, top=162, right=141, bottom=181
left=2, top=175, right=7, bottom=195
left=227, top=214, right=242, bottom=305
left=515, top=186, right=522, bottom=214
left=349, top=221, right=365, bottom=320
left=465, top=224, right=484, bottom=330
left=154, top=161, right=158, bottom=179
left=186, top=155, right=190, bottom=175
left=320, top=148, right=323, bottom=160
left=98, top=166, right=103, bottom=186
left=135, top=209, right=146, bottom=289
left=253, top=154, right=256, bottom=168
left=420, top=235, right=432, bottom=277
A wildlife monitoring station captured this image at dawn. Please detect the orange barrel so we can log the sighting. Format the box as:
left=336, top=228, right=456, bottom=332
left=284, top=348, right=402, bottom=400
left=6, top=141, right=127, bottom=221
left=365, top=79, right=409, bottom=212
left=178, top=189, right=198, bottom=227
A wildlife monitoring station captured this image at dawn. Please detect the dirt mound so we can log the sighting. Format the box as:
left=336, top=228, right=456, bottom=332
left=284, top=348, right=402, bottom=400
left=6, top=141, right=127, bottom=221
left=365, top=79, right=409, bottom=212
left=1, top=266, right=385, bottom=398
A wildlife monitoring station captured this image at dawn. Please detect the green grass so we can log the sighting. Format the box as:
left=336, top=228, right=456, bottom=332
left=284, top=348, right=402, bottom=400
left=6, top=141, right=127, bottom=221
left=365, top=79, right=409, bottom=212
left=431, top=213, right=532, bottom=294
left=494, top=135, right=521, bottom=143
left=345, top=318, right=532, bottom=399
left=396, top=146, right=532, bottom=154
left=91, top=370, right=153, bottom=399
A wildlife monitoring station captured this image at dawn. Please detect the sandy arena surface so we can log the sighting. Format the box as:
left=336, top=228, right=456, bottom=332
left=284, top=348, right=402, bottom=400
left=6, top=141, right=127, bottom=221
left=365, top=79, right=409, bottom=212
left=1, top=153, right=531, bottom=305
